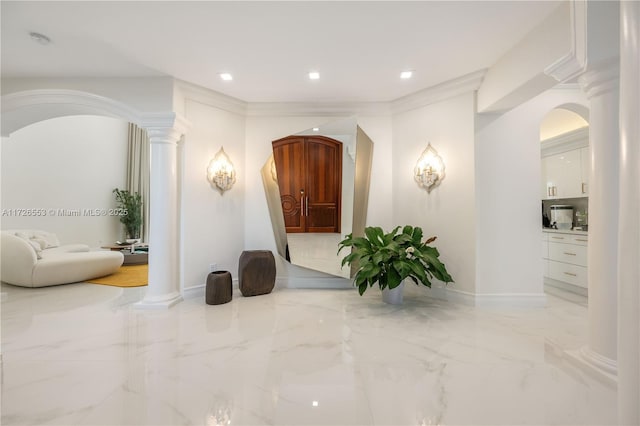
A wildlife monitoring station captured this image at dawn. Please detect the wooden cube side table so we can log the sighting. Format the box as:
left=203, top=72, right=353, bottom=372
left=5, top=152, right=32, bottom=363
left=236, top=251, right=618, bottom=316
left=238, top=250, right=276, bottom=297
left=206, top=271, right=232, bottom=305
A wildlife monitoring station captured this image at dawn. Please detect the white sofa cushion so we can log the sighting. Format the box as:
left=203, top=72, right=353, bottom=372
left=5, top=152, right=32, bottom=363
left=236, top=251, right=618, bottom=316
left=32, top=251, right=124, bottom=287
left=39, top=244, right=90, bottom=258
left=14, top=230, right=60, bottom=248
left=1, top=230, right=124, bottom=287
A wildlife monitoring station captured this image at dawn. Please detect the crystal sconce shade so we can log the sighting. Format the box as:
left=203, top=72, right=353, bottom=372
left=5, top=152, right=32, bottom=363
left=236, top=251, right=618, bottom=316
left=414, top=143, right=445, bottom=193
left=207, top=147, right=236, bottom=194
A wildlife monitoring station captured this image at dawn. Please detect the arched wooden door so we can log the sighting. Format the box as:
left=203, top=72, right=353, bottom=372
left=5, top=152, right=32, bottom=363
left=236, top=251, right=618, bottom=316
left=272, top=135, right=342, bottom=233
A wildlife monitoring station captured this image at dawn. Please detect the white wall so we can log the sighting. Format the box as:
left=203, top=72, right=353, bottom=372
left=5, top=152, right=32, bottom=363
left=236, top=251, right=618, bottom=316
left=391, top=93, right=477, bottom=295
left=1, top=115, right=128, bottom=247
left=475, top=87, right=588, bottom=297
left=180, top=98, right=246, bottom=291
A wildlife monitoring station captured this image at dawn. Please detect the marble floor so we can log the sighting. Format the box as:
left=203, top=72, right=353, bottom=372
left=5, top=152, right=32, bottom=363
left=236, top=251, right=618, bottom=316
left=1, top=282, right=616, bottom=425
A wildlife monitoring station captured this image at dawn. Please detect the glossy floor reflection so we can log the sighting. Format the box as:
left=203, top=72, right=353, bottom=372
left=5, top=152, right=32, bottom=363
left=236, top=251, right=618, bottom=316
left=1, top=282, right=616, bottom=425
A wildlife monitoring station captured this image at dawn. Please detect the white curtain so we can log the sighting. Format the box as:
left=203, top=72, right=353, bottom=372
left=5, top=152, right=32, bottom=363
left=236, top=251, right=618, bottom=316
left=127, top=123, right=150, bottom=243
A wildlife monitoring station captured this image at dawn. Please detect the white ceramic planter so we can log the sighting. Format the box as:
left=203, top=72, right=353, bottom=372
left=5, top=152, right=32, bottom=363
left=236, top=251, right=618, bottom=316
left=382, top=281, right=405, bottom=305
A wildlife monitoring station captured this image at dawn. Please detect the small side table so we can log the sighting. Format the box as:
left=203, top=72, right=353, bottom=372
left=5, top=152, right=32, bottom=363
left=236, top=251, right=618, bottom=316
left=101, top=244, right=149, bottom=265
left=238, top=250, right=276, bottom=297
left=206, top=271, right=232, bottom=305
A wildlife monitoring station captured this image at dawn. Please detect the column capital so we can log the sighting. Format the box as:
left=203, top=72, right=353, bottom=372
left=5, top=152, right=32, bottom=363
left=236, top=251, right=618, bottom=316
left=146, top=127, right=183, bottom=145
left=141, top=112, right=190, bottom=145
left=578, top=59, right=620, bottom=99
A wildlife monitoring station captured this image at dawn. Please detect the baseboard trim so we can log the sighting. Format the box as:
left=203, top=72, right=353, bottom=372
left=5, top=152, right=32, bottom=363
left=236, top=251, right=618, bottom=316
left=444, top=288, right=547, bottom=308
left=544, top=277, right=588, bottom=296
left=134, top=292, right=183, bottom=309
left=182, top=284, right=205, bottom=300
left=183, top=279, right=240, bottom=300
left=564, top=346, right=618, bottom=387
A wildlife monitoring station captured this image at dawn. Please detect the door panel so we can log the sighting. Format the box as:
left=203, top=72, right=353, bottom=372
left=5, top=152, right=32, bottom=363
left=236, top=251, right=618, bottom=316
left=272, top=136, right=342, bottom=233
left=273, top=137, right=305, bottom=233
left=306, top=137, right=341, bottom=232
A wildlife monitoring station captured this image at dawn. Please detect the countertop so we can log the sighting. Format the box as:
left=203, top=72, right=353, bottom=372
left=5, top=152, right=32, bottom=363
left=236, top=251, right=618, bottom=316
left=542, top=228, right=588, bottom=236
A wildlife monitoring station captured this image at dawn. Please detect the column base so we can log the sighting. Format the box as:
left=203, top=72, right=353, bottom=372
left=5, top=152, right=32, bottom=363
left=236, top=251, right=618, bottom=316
left=134, top=291, right=183, bottom=309
left=565, top=345, right=618, bottom=386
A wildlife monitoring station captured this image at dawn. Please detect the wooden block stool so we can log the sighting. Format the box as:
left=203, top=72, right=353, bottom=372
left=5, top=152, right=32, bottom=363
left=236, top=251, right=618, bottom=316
left=206, top=271, right=232, bottom=305
left=238, top=250, right=276, bottom=297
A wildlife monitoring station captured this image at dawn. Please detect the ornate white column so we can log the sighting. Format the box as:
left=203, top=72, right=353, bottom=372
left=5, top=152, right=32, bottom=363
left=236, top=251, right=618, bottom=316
left=575, top=60, right=619, bottom=380
left=136, top=116, right=187, bottom=309
left=618, top=1, right=640, bottom=423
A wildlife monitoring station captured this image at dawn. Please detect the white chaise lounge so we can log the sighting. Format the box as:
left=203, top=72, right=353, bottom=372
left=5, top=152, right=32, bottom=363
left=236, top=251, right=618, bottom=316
left=1, top=230, right=124, bottom=287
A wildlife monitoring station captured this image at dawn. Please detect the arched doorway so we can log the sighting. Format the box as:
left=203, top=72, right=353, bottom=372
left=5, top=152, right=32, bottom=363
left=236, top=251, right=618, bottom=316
left=1, top=89, right=188, bottom=308
left=539, top=104, right=590, bottom=296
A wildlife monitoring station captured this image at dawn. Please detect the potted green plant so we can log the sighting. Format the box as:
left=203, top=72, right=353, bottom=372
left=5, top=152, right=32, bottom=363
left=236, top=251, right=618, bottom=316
left=338, top=225, right=454, bottom=299
left=113, top=188, right=142, bottom=242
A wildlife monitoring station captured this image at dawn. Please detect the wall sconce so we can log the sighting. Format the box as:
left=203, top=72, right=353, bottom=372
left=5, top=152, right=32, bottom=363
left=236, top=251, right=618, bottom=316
left=207, top=147, right=236, bottom=194
left=414, top=143, right=445, bottom=193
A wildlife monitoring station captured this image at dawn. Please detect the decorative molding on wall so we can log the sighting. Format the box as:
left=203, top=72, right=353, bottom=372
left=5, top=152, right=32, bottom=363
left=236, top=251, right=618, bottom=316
left=544, top=0, right=587, bottom=82
left=176, top=71, right=485, bottom=118
left=246, top=101, right=391, bottom=117
left=578, top=59, right=620, bottom=99
left=1, top=89, right=144, bottom=136
left=541, top=126, right=589, bottom=156
left=390, top=69, right=486, bottom=114
left=1, top=89, right=190, bottom=137
left=175, top=79, right=248, bottom=116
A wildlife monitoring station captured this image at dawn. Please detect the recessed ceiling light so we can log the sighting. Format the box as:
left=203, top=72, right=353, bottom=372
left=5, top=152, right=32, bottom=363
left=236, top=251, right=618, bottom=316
left=219, top=73, right=233, bottom=81
left=400, top=71, right=413, bottom=79
left=312, top=127, right=319, bottom=132
left=29, top=31, right=51, bottom=45
left=308, top=71, right=320, bottom=80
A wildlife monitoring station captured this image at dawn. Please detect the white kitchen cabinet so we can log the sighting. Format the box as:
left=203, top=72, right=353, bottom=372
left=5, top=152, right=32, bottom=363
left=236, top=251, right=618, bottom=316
left=542, top=230, right=588, bottom=291
left=540, top=126, right=589, bottom=200
left=542, top=149, right=583, bottom=199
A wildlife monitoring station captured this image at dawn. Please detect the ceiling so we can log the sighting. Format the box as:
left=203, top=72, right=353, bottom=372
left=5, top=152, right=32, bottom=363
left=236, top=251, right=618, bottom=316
left=1, top=1, right=562, bottom=104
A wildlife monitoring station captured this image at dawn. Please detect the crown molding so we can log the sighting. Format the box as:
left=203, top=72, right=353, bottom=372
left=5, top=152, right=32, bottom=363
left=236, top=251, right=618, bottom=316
left=544, top=0, right=587, bottom=82
left=578, top=59, right=620, bottom=99
left=541, top=126, right=589, bottom=156
left=1, top=88, right=143, bottom=121
left=390, top=69, right=486, bottom=114
left=175, top=79, right=247, bottom=115
left=177, top=71, right=486, bottom=118
left=246, top=101, right=390, bottom=117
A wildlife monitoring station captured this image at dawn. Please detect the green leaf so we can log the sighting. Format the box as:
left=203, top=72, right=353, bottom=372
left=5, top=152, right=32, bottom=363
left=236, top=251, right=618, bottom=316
left=364, top=227, right=385, bottom=247
left=412, top=227, right=424, bottom=244
left=387, top=266, right=402, bottom=288
left=392, top=259, right=412, bottom=279
left=358, top=282, right=368, bottom=296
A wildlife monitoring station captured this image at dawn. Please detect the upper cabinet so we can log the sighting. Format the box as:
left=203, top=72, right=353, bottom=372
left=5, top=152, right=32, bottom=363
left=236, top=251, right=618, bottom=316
left=541, top=127, right=589, bottom=200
